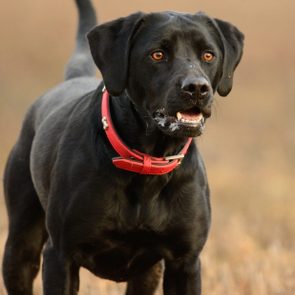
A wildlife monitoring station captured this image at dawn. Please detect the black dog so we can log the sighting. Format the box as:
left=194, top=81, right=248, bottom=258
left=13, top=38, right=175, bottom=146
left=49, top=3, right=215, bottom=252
left=2, top=0, right=244, bottom=294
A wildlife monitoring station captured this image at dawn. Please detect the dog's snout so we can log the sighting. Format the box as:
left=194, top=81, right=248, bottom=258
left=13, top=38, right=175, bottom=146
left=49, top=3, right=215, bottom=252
left=181, top=77, right=210, bottom=99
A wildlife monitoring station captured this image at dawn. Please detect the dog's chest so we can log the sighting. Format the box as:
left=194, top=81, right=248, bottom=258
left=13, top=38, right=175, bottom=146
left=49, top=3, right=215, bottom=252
left=74, top=210, right=173, bottom=282
left=72, top=175, right=184, bottom=281
left=76, top=228, right=166, bottom=281
left=112, top=175, right=173, bottom=229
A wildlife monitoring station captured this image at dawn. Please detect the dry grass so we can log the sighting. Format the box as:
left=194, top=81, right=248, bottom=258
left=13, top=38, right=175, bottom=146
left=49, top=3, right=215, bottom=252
left=1, top=0, right=295, bottom=294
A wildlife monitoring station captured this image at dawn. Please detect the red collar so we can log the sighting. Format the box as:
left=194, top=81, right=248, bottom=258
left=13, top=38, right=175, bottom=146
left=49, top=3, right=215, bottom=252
left=101, top=88, right=192, bottom=175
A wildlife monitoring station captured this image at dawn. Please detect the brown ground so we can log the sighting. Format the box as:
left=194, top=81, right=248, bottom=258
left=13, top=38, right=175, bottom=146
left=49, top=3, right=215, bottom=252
left=0, top=0, right=295, bottom=294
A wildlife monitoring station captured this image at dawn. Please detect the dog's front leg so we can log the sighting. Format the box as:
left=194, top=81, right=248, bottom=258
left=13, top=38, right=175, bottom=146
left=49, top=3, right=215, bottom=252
left=42, top=241, right=79, bottom=295
left=163, top=256, right=202, bottom=295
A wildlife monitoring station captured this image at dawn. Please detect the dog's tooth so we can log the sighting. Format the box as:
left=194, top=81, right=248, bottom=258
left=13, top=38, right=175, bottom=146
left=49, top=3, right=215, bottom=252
left=176, top=112, right=182, bottom=120
left=179, top=116, right=206, bottom=125
left=196, top=114, right=203, bottom=123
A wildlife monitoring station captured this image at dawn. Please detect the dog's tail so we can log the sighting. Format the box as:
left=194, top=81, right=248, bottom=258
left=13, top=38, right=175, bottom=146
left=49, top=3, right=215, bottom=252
left=64, top=0, right=97, bottom=80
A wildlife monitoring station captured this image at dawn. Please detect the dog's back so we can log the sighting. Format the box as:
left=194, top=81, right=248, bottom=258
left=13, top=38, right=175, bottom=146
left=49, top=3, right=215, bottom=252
left=2, top=1, right=99, bottom=293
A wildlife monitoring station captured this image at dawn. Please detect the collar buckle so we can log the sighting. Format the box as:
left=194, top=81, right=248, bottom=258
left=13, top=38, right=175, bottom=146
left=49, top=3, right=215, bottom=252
left=164, top=154, right=185, bottom=161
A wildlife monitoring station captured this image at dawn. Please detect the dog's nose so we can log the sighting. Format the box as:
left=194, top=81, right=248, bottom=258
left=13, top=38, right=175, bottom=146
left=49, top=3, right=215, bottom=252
left=181, top=77, right=210, bottom=99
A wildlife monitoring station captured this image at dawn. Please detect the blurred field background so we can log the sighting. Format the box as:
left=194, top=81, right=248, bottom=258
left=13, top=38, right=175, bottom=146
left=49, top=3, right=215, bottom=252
left=0, top=0, right=295, bottom=294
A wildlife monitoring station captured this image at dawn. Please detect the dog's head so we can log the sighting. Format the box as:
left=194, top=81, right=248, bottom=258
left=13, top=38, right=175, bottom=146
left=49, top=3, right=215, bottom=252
left=88, top=12, right=244, bottom=137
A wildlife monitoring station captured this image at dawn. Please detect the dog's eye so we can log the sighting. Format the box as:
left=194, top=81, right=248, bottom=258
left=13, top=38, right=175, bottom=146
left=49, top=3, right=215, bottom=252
left=151, top=50, right=165, bottom=62
left=202, top=52, right=215, bottom=63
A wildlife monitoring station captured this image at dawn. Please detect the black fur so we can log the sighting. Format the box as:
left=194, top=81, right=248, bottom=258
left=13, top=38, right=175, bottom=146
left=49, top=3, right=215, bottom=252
left=2, top=1, right=244, bottom=294
left=65, top=0, right=97, bottom=80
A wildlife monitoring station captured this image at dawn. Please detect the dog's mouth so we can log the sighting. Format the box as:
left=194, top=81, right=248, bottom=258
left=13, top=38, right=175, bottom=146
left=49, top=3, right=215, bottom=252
left=152, top=106, right=208, bottom=137
left=175, top=108, right=205, bottom=126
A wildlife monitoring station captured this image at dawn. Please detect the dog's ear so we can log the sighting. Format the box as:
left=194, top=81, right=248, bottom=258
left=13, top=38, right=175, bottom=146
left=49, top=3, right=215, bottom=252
left=213, top=19, right=244, bottom=97
left=87, top=12, right=144, bottom=96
